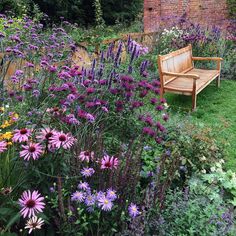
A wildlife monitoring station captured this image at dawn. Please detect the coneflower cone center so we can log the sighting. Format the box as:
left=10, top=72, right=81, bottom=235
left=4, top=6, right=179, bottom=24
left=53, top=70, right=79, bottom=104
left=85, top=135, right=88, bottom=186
left=26, top=199, right=36, bottom=208
left=59, top=135, right=66, bottom=141
left=29, top=146, right=36, bottom=152
left=20, top=129, right=28, bottom=134
left=45, top=132, right=53, bottom=140
left=105, top=162, right=112, bottom=168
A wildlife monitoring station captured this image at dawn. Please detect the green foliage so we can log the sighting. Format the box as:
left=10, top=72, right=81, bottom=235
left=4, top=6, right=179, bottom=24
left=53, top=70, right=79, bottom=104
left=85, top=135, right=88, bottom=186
left=0, top=0, right=142, bottom=26
left=0, top=0, right=29, bottom=16
left=202, top=168, right=236, bottom=206
left=227, top=0, right=236, bottom=18
left=163, top=118, right=224, bottom=178
left=147, top=175, right=236, bottom=236
left=101, top=0, right=143, bottom=25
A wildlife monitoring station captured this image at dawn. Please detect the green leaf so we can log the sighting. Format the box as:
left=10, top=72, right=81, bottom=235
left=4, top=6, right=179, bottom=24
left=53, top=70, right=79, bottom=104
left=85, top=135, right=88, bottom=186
left=6, top=213, right=21, bottom=230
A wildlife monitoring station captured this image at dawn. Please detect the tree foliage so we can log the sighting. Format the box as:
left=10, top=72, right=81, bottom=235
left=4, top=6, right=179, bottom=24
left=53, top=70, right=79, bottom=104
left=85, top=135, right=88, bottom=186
left=0, top=0, right=143, bottom=26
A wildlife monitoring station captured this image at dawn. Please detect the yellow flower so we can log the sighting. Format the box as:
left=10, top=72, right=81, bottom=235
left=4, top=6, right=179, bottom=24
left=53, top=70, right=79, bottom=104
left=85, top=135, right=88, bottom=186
left=14, top=113, right=19, bottom=119
left=0, top=107, right=4, bottom=112
left=0, top=120, right=11, bottom=129
left=7, top=142, right=13, bottom=146
left=2, top=132, right=13, bottom=140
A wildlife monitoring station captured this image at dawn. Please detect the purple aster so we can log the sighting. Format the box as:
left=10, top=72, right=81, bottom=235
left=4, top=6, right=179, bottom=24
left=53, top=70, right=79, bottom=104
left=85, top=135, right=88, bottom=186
left=49, top=187, right=55, bottom=193
left=71, top=191, right=85, bottom=202
left=96, top=191, right=106, bottom=200
left=81, top=167, right=95, bottom=177
left=128, top=203, right=141, bottom=218
left=78, top=182, right=90, bottom=191
left=98, top=195, right=113, bottom=211
left=106, top=189, right=117, bottom=201
left=84, top=194, right=96, bottom=206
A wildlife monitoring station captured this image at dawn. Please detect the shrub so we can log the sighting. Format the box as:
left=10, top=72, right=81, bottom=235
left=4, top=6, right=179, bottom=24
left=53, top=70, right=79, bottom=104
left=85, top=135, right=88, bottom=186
left=145, top=175, right=236, bottom=236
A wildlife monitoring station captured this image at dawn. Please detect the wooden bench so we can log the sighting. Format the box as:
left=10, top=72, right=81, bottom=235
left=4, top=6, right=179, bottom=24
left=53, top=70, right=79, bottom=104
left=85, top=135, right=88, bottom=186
left=158, top=45, right=223, bottom=110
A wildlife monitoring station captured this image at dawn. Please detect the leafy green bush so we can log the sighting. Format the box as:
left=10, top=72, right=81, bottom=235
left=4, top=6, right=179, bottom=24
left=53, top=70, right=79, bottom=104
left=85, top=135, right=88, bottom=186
left=163, top=118, right=225, bottom=179
left=146, top=175, right=236, bottom=236
left=202, top=166, right=236, bottom=206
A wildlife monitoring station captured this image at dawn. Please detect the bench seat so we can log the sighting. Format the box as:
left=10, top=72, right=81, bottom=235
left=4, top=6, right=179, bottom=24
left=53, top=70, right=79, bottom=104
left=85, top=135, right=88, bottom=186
left=164, top=68, right=220, bottom=95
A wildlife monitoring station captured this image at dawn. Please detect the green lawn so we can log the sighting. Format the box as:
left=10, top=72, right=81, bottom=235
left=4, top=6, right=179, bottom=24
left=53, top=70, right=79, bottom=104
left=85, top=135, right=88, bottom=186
left=165, top=80, right=236, bottom=170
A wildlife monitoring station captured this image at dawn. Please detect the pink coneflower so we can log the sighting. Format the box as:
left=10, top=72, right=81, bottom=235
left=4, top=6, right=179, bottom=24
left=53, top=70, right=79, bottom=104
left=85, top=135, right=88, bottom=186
left=20, top=143, right=43, bottom=161
left=98, top=195, right=113, bottom=211
left=101, top=155, right=119, bottom=170
left=19, top=190, right=45, bottom=218
left=128, top=203, right=141, bottom=218
left=49, top=131, right=76, bottom=149
left=78, top=182, right=90, bottom=191
left=81, top=167, right=95, bottom=177
left=36, top=127, right=55, bottom=142
left=106, top=189, right=117, bottom=201
left=71, top=191, right=85, bottom=202
left=25, top=216, right=44, bottom=234
left=78, top=151, right=94, bottom=162
left=12, top=128, right=31, bottom=143
left=0, top=141, right=7, bottom=153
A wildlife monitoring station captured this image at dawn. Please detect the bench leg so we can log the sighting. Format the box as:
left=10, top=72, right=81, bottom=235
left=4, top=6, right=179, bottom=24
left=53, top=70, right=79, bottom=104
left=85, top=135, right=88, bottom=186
left=216, top=75, right=220, bottom=88
left=192, top=93, right=197, bottom=111
left=160, top=87, right=164, bottom=99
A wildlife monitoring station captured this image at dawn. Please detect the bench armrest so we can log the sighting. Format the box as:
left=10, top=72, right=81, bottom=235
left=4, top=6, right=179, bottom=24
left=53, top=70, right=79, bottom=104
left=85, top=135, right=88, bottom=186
left=162, top=71, right=200, bottom=80
left=192, top=57, right=223, bottom=61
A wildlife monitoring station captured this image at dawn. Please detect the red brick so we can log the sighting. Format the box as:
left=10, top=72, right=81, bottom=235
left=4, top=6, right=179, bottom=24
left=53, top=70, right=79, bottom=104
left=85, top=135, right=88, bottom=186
left=144, top=0, right=229, bottom=32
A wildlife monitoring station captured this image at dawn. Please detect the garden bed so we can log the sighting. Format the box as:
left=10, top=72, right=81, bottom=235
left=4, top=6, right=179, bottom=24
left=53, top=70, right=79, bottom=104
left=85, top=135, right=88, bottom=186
left=0, top=14, right=236, bottom=236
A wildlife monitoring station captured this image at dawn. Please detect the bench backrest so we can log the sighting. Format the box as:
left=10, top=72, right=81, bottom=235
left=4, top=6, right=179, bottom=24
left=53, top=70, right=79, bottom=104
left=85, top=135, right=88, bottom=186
left=158, top=45, right=194, bottom=85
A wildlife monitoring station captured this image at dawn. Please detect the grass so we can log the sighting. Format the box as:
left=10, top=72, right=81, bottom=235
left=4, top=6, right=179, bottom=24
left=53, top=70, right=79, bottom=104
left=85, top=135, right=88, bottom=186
left=164, top=79, right=236, bottom=170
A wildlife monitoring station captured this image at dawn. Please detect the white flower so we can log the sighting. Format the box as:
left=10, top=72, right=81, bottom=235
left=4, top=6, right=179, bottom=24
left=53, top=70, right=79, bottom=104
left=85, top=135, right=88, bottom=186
left=25, top=216, right=44, bottom=234
left=164, top=103, right=169, bottom=109
left=210, top=166, right=216, bottom=172
left=219, top=159, right=225, bottom=164
left=200, top=156, right=206, bottom=161
left=201, top=169, right=206, bottom=174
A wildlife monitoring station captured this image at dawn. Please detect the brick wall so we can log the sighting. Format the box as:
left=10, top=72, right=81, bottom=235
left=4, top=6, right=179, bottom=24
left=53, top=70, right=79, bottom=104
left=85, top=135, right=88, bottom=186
left=144, top=0, right=228, bottom=32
